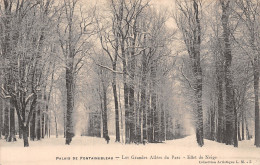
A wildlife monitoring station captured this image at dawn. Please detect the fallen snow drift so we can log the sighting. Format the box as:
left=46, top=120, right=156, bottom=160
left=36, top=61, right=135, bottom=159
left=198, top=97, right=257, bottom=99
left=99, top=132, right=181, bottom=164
left=0, top=135, right=259, bottom=165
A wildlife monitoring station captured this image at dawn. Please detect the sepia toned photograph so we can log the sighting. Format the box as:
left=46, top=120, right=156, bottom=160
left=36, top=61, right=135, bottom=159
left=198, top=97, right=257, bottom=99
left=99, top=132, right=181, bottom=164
left=0, top=0, right=259, bottom=164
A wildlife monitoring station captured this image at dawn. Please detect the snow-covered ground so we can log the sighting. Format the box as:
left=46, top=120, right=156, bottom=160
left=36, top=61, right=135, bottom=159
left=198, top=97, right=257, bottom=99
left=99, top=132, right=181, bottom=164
left=0, top=135, right=259, bottom=165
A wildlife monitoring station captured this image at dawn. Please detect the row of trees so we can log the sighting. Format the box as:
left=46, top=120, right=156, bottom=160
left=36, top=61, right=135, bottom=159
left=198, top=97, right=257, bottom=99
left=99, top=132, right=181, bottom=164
left=0, top=0, right=259, bottom=148
left=0, top=0, right=184, bottom=147
left=95, top=0, right=176, bottom=144
left=174, top=0, right=260, bottom=147
left=0, top=0, right=57, bottom=146
left=0, top=0, right=95, bottom=146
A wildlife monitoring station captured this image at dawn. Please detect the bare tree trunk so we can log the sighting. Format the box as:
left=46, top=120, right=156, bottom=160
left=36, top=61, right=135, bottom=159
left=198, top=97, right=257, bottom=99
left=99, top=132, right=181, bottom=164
left=65, top=61, right=74, bottom=145
left=17, top=94, right=37, bottom=147
left=136, top=91, right=140, bottom=143
left=141, top=76, right=147, bottom=142
left=166, top=110, right=174, bottom=140
left=129, top=60, right=136, bottom=143
left=216, top=55, right=224, bottom=143
left=242, top=111, right=245, bottom=140
left=253, top=62, right=260, bottom=147
left=160, top=103, right=165, bottom=141
left=193, top=0, right=204, bottom=147
left=233, top=97, right=238, bottom=147
left=22, top=125, right=29, bottom=147
left=41, top=91, right=46, bottom=139
left=55, top=115, right=58, bottom=138
left=4, top=99, right=9, bottom=139
left=122, top=45, right=130, bottom=144
left=141, top=34, right=148, bottom=143
left=36, top=90, right=42, bottom=141
left=18, top=116, right=23, bottom=139
left=64, top=107, right=66, bottom=138
left=41, top=113, right=45, bottom=139
left=147, top=80, right=153, bottom=142
left=0, top=98, right=3, bottom=139
left=45, top=99, right=49, bottom=138
left=30, top=109, right=36, bottom=140
left=36, top=107, right=41, bottom=140
left=48, top=116, right=50, bottom=138
left=221, top=0, right=236, bottom=146
left=151, top=61, right=159, bottom=142
left=112, top=62, right=120, bottom=142
left=45, top=67, right=54, bottom=138
left=45, top=114, right=48, bottom=138
left=129, top=20, right=138, bottom=143
left=238, top=116, right=241, bottom=141
left=195, top=67, right=204, bottom=146
left=245, top=117, right=250, bottom=140
left=7, top=100, right=16, bottom=142
left=101, top=82, right=108, bottom=140
left=210, top=105, right=216, bottom=140
left=118, top=83, right=124, bottom=143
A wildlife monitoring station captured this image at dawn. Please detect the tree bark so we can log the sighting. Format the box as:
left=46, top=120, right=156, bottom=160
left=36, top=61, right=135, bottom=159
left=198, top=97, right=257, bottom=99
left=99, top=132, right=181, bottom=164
left=36, top=101, right=41, bottom=140
left=193, top=0, right=204, bottom=147
left=64, top=106, right=66, bottom=138
left=7, top=100, right=16, bottom=142
left=101, top=81, right=108, bottom=140
left=122, top=45, right=130, bottom=144
left=65, top=60, right=74, bottom=145
left=238, top=116, right=241, bottom=141
left=221, top=0, right=236, bottom=146
left=160, top=103, right=166, bottom=141
left=14, top=93, right=37, bottom=147
left=245, top=116, right=250, bottom=140
left=141, top=74, right=147, bottom=142
left=147, top=80, right=153, bottom=143
left=242, top=111, right=245, bottom=140
left=4, top=99, right=9, bottom=139
left=41, top=113, right=45, bottom=138
left=129, top=62, right=136, bottom=143
left=0, top=98, right=3, bottom=139
left=45, top=94, right=50, bottom=138
left=18, top=117, right=23, bottom=139
left=22, top=125, right=29, bottom=147
left=216, top=55, right=224, bottom=143
left=55, top=115, right=58, bottom=138
left=253, top=62, right=260, bottom=147
left=151, top=61, right=159, bottom=142
left=112, top=62, right=120, bottom=142
left=30, top=109, right=36, bottom=141
left=118, top=83, right=124, bottom=143
left=129, top=20, right=138, bottom=143
left=233, top=96, right=238, bottom=147
left=210, top=105, right=216, bottom=140
left=141, top=34, right=148, bottom=143
left=36, top=107, right=41, bottom=140
left=194, top=66, right=204, bottom=147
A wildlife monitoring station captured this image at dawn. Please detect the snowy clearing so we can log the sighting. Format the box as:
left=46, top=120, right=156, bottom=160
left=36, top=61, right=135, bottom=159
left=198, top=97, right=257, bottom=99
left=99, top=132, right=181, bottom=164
left=1, top=135, right=259, bottom=165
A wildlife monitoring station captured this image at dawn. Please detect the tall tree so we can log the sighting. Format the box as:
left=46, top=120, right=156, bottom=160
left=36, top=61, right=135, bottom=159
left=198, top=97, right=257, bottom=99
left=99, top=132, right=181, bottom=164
left=56, top=0, right=95, bottom=144
left=220, top=0, right=238, bottom=147
left=0, top=0, right=54, bottom=147
left=175, top=0, right=204, bottom=147
left=96, top=8, right=121, bottom=142
left=234, top=0, right=260, bottom=148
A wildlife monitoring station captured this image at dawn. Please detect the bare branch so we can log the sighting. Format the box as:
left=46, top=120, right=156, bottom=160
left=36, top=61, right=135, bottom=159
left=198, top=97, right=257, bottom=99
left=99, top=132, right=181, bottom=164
left=96, top=63, right=124, bottom=74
